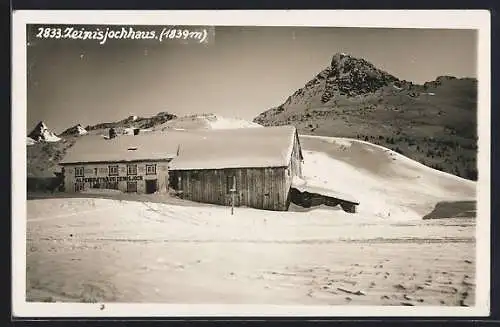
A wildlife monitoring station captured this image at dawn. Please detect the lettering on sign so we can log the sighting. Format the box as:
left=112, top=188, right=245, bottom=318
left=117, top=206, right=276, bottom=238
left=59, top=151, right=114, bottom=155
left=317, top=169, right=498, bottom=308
left=75, top=176, right=143, bottom=183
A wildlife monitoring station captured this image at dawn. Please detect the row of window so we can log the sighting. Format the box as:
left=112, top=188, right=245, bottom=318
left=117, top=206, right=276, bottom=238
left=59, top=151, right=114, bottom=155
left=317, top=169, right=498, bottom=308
left=74, top=164, right=156, bottom=177
left=76, top=173, right=236, bottom=193
left=74, top=181, right=134, bottom=192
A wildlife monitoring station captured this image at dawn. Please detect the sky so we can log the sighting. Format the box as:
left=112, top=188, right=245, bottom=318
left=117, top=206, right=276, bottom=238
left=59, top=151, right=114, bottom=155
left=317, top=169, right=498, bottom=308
left=26, top=25, right=477, bottom=134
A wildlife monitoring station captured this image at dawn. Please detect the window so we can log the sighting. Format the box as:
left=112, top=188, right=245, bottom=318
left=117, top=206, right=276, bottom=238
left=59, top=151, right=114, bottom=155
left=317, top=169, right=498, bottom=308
left=191, top=170, right=200, bottom=181
left=127, top=164, right=137, bottom=175
left=75, top=167, right=84, bottom=177
left=146, top=164, right=157, bottom=175
left=109, top=165, right=119, bottom=176
left=74, top=182, right=85, bottom=192
left=226, top=175, right=236, bottom=193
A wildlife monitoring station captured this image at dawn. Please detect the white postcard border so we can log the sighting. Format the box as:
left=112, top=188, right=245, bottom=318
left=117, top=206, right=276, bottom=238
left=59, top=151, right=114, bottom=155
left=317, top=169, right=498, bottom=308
left=12, top=9, right=491, bottom=317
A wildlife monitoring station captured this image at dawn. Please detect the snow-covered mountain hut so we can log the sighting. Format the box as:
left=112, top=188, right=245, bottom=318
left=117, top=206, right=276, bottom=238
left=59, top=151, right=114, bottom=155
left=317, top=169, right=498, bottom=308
left=58, top=125, right=303, bottom=211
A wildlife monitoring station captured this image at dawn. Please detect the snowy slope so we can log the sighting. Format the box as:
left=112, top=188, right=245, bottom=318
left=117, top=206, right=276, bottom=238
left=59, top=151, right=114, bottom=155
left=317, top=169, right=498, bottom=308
left=203, top=114, right=262, bottom=129
left=298, top=135, right=476, bottom=220
left=44, top=134, right=61, bottom=142
left=157, top=114, right=262, bottom=131
left=26, top=137, right=36, bottom=146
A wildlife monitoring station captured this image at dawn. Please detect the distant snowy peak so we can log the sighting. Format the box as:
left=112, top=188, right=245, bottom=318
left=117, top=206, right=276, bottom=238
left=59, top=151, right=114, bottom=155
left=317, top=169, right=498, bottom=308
left=60, top=124, right=88, bottom=137
left=28, top=121, right=61, bottom=143
left=202, top=114, right=263, bottom=130
left=75, top=124, right=88, bottom=135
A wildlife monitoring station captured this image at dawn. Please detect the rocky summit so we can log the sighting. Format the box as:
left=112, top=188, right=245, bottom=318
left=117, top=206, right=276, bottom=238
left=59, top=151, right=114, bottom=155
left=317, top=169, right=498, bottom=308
left=254, top=53, right=478, bottom=180
left=323, top=52, right=399, bottom=99
left=28, top=121, right=61, bottom=143
left=59, top=124, right=88, bottom=137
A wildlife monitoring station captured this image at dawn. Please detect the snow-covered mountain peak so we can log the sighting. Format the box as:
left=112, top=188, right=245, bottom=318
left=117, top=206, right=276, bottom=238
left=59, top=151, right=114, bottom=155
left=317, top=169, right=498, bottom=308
left=28, top=121, right=61, bottom=143
left=60, top=123, right=88, bottom=137
left=74, top=124, right=88, bottom=135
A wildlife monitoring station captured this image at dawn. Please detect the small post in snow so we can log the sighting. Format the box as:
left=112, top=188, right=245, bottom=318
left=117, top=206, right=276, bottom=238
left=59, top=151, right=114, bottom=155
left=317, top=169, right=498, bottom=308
left=230, top=176, right=236, bottom=215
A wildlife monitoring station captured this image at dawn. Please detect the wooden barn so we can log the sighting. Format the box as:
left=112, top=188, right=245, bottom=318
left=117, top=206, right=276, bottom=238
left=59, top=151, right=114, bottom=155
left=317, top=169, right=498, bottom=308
left=168, top=125, right=304, bottom=211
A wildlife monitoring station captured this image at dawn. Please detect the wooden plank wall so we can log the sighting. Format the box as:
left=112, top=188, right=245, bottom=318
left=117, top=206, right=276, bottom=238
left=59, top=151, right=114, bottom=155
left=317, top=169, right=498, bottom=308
left=173, top=167, right=288, bottom=211
left=170, top=133, right=304, bottom=211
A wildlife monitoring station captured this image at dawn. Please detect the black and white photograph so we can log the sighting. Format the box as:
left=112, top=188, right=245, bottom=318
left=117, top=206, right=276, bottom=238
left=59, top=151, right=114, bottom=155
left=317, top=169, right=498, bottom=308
left=12, top=10, right=491, bottom=317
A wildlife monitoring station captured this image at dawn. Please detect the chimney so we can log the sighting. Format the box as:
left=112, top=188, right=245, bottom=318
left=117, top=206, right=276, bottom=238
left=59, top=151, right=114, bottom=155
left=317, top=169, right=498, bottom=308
left=109, top=128, right=117, bottom=139
left=133, top=128, right=140, bottom=135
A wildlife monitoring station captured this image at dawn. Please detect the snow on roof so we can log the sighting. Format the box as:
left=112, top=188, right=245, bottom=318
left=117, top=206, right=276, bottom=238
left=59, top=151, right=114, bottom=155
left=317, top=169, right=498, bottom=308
left=59, top=133, right=180, bottom=164
left=169, top=125, right=300, bottom=170
left=60, top=125, right=301, bottom=169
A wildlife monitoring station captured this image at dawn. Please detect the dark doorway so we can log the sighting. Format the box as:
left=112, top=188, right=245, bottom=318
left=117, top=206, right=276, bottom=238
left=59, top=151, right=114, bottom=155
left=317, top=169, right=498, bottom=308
left=127, top=181, right=137, bottom=193
left=145, top=179, right=158, bottom=194
left=169, top=172, right=177, bottom=190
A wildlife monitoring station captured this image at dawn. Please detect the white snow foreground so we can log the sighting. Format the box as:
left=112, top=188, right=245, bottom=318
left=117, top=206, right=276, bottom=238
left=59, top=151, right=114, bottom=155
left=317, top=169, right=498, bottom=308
left=26, top=195, right=476, bottom=306
left=26, top=197, right=473, bottom=242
